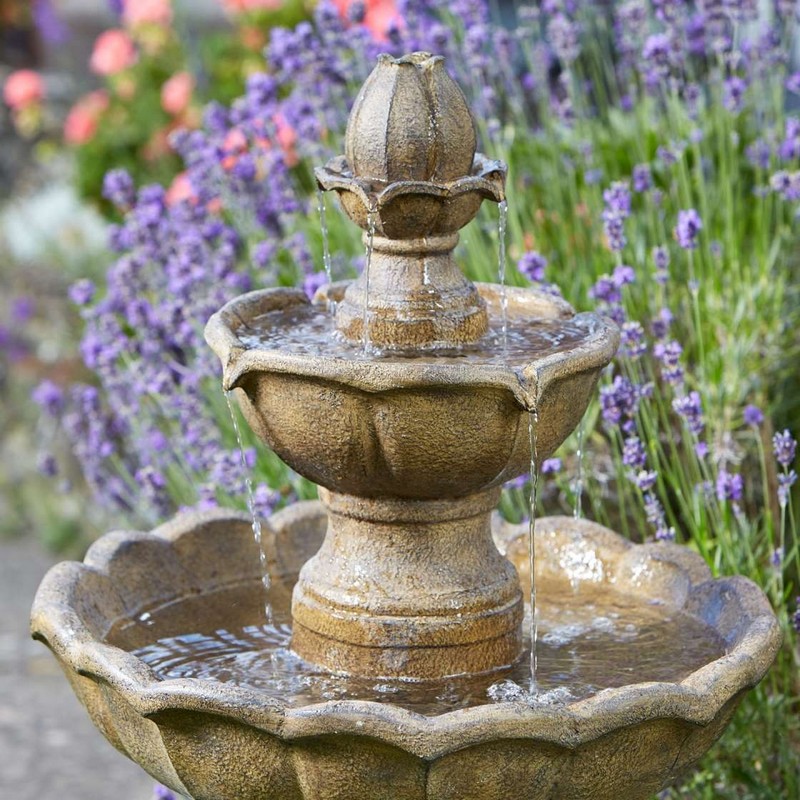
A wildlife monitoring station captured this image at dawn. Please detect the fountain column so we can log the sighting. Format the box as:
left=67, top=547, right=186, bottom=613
left=291, top=489, right=522, bottom=677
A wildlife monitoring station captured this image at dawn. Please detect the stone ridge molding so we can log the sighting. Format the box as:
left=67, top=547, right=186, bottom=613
left=31, top=505, right=782, bottom=800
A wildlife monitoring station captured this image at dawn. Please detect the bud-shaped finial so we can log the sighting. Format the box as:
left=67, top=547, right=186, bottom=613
left=345, top=52, right=477, bottom=184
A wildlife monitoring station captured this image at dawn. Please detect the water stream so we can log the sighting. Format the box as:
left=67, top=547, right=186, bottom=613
left=225, top=391, right=273, bottom=624
left=574, top=417, right=585, bottom=519
left=497, top=199, right=509, bottom=354
left=316, top=188, right=335, bottom=316
left=362, top=210, right=376, bottom=354
left=528, top=409, right=540, bottom=693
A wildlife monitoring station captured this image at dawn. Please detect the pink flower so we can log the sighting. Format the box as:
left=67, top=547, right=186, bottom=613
left=273, top=112, right=299, bottom=167
left=220, top=0, right=284, bottom=11
left=333, top=0, right=400, bottom=42
left=64, top=91, right=109, bottom=145
left=161, top=71, right=193, bottom=116
left=123, top=0, right=173, bottom=27
left=166, top=172, right=196, bottom=206
left=3, top=70, right=44, bottom=110
left=90, top=30, right=137, bottom=76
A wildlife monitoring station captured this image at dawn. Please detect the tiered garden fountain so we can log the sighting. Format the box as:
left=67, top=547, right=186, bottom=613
left=32, top=54, right=781, bottom=800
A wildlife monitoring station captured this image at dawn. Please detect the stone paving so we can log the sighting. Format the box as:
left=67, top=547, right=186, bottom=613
left=0, top=536, right=156, bottom=800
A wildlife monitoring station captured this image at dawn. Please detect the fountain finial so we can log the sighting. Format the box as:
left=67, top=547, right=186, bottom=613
left=316, top=52, right=506, bottom=351
left=345, top=52, right=477, bottom=183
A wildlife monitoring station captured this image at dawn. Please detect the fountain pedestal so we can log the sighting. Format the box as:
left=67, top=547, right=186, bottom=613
left=291, top=488, right=522, bottom=678
left=334, top=233, right=490, bottom=350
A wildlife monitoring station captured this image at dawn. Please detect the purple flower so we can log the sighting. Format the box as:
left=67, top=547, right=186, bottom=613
left=773, top=429, right=797, bottom=468
left=102, top=169, right=136, bottom=209
left=641, top=32, right=682, bottom=89
left=770, top=170, right=800, bottom=201
left=517, top=252, right=548, bottom=282
left=32, top=380, right=65, bottom=417
left=793, top=598, right=800, bottom=635
left=601, top=182, right=632, bottom=253
left=32, top=0, right=70, bottom=44
left=12, top=296, right=35, bottom=323
left=37, top=452, right=58, bottom=477
left=716, top=469, right=744, bottom=503
left=652, top=245, right=670, bottom=283
left=622, top=436, right=647, bottom=471
left=602, top=212, right=627, bottom=252
left=154, top=785, right=177, bottom=800
left=643, top=491, right=674, bottom=541
left=779, top=118, right=800, bottom=160
left=787, top=72, right=800, bottom=94
left=632, top=163, right=652, bottom=192
left=723, top=76, right=747, bottom=114
left=654, top=339, right=684, bottom=384
left=635, top=470, right=658, bottom=491
left=600, top=375, right=640, bottom=428
left=303, top=271, right=328, bottom=300
left=253, top=483, right=281, bottom=518
left=547, top=14, right=580, bottom=64
left=68, top=279, right=96, bottom=307
left=620, top=321, right=646, bottom=358
left=674, top=209, right=702, bottom=249
left=506, top=473, right=528, bottom=489
left=743, top=404, right=764, bottom=427
left=694, top=441, right=709, bottom=459
left=541, top=457, right=562, bottom=474
left=652, top=0, right=683, bottom=23
left=603, top=181, right=632, bottom=217
left=778, top=471, right=797, bottom=508
left=673, top=391, right=704, bottom=436
left=650, top=307, right=673, bottom=340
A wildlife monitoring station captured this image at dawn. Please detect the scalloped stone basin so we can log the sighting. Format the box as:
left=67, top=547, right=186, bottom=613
left=205, top=284, right=618, bottom=500
left=31, top=506, right=781, bottom=800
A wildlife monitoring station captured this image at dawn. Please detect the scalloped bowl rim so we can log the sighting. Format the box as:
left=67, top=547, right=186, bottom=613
left=30, top=507, right=782, bottom=760
left=204, top=284, right=621, bottom=409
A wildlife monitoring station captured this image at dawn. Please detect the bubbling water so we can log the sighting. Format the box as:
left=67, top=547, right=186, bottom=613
left=109, top=581, right=726, bottom=718
left=236, top=303, right=598, bottom=367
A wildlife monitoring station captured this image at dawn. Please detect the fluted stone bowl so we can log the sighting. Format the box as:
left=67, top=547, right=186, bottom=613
left=315, top=153, right=506, bottom=239
left=205, top=284, right=619, bottom=500
left=31, top=505, right=780, bottom=800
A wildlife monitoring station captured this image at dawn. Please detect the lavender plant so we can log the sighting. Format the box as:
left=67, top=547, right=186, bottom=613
left=31, top=2, right=800, bottom=796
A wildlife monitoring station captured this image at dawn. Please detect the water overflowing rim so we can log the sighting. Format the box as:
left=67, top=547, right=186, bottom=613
left=204, top=284, right=620, bottom=411
left=31, top=508, right=782, bottom=759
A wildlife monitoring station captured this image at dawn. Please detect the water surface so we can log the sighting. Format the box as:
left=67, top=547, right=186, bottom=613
left=109, top=582, right=725, bottom=717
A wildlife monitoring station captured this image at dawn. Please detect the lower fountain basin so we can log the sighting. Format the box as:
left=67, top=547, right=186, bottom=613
left=31, top=505, right=781, bottom=800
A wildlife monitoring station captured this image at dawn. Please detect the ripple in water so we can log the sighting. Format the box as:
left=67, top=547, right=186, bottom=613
left=109, top=584, right=726, bottom=717
left=235, top=303, right=598, bottom=367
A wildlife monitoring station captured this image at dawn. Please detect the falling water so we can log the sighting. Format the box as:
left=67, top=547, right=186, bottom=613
left=574, top=417, right=585, bottom=519
left=497, top=199, right=509, bottom=354
left=225, top=390, right=272, bottom=623
left=362, top=210, right=376, bottom=354
left=528, top=408, right=540, bottom=693
left=316, top=188, right=335, bottom=316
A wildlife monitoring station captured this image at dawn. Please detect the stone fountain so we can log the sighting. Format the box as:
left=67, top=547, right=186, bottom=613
left=32, top=53, right=781, bottom=800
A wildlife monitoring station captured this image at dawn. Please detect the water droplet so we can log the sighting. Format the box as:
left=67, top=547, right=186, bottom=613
left=225, top=390, right=273, bottom=624
left=362, top=210, right=376, bottom=354
left=497, top=199, right=509, bottom=356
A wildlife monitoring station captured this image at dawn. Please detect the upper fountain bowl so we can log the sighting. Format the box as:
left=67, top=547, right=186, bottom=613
left=205, top=283, right=619, bottom=500
left=316, top=52, right=505, bottom=239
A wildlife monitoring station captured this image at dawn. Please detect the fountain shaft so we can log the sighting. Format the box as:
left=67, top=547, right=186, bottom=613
left=291, top=488, right=523, bottom=678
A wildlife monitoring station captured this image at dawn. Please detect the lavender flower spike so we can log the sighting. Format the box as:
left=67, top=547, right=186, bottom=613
left=675, top=209, right=703, bottom=250
left=773, top=429, right=797, bottom=468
